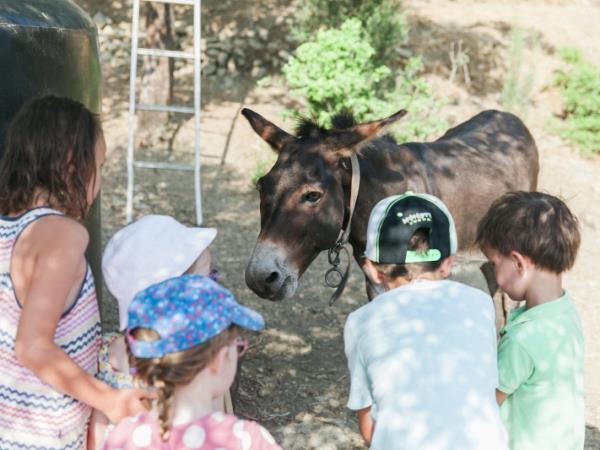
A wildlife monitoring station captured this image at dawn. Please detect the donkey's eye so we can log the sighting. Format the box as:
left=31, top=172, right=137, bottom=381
left=302, top=191, right=323, bottom=203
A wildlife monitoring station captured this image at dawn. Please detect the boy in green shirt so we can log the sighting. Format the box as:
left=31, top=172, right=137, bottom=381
left=476, top=191, right=584, bottom=450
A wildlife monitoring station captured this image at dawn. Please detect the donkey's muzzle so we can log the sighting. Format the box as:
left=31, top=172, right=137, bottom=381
left=245, top=241, right=298, bottom=301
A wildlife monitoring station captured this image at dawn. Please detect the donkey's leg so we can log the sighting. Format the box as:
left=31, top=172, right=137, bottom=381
left=480, top=261, right=521, bottom=335
left=480, top=261, right=504, bottom=335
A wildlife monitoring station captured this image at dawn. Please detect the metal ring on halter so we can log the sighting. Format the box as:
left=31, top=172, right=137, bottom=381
left=325, top=266, right=344, bottom=288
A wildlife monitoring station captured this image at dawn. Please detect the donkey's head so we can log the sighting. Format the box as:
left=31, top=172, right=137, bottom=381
left=242, top=108, right=406, bottom=301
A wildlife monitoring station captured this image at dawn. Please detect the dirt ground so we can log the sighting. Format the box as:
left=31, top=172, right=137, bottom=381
left=87, top=0, right=600, bottom=448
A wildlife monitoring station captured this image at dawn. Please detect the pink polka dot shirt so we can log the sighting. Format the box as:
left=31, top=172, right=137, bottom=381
left=103, top=412, right=282, bottom=450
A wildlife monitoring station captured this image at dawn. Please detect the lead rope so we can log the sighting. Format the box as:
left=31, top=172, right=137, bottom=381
left=326, top=153, right=360, bottom=306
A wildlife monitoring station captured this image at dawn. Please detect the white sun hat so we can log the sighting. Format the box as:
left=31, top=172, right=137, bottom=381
left=102, top=215, right=217, bottom=330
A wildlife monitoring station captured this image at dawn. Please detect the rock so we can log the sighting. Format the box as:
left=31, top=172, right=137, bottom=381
left=93, top=12, right=108, bottom=28
left=202, top=63, right=217, bottom=76
left=206, top=47, right=219, bottom=57
left=251, top=66, right=268, bottom=79
left=227, top=58, right=237, bottom=73
left=278, top=50, right=291, bottom=61
left=217, top=51, right=228, bottom=66
left=249, top=38, right=263, bottom=51
left=232, top=45, right=246, bottom=58
left=233, top=53, right=246, bottom=66
left=257, top=27, right=269, bottom=41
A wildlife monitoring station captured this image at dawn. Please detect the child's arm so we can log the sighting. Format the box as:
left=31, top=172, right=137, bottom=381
left=14, top=218, right=154, bottom=423
left=357, top=406, right=375, bottom=445
left=496, top=334, right=533, bottom=406
left=496, top=389, right=508, bottom=406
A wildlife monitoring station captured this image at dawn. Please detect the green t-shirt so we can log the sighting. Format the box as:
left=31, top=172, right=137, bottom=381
left=498, top=293, right=584, bottom=450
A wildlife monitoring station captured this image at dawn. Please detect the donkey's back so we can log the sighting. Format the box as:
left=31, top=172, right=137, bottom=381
left=399, top=110, right=539, bottom=249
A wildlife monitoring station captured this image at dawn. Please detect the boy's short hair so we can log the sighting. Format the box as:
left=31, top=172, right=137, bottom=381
left=365, top=192, right=457, bottom=279
left=373, top=229, right=444, bottom=280
left=476, top=191, right=580, bottom=273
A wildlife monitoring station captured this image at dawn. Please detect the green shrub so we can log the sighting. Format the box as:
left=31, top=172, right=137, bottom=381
left=283, top=19, right=446, bottom=142
left=554, top=48, right=600, bottom=155
left=250, top=148, right=277, bottom=188
left=283, top=19, right=391, bottom=126
left=294, top=0, right=407, bottom=64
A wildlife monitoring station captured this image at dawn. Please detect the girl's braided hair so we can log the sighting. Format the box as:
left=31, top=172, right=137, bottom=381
left=128, top=325, right=240, bottom=441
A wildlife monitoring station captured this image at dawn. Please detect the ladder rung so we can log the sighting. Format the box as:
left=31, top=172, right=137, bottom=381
left=137, top=48, right=195, bottom=59
left=136, top=104, right=194, bottom=114
left=133, top=161, right=195, bottom=171
left=140, top=0, right=195, bottom=5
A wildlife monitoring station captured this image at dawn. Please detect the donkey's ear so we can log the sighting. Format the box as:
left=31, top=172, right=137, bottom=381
left=328, top=109, right=408, bottom=154
left=241, top=108, right=296, bottom=153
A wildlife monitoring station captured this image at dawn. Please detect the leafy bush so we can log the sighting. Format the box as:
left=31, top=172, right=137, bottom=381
left=283, top=20, right=390, bottom=126
left=554, top=48, right=600, bottom=155
left=283, top=19, right=446, bottom=142
left=294, top=0, right=407, bottom=64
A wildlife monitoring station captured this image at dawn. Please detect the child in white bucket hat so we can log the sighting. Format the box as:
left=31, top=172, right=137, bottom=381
left=89, top=215, right=222, bottom=449
left=103, top=215, right=218, bottom=331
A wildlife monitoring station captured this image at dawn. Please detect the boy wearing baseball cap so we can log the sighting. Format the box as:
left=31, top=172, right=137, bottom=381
left=344, top=192, right=507, bottom=450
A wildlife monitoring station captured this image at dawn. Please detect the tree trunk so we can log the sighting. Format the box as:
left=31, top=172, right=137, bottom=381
left=139, top=3, right=174, bottom=130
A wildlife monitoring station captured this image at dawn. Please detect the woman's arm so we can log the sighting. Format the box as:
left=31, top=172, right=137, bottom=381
left=14, top=218, right=152, bottom=423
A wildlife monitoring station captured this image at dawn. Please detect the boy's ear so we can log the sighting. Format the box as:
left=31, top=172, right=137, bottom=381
left=364, top=259, right=385, bottom=284
left=510, top=250, right=533, bottom=273
left=439, top=255, right=455, bottom=278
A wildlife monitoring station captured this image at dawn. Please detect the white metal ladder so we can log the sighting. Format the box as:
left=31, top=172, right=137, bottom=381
left=126, top=0, right=203, bottom=224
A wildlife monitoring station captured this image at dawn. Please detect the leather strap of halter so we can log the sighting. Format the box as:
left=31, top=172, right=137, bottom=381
left=327, top=153, right=360, bottom=306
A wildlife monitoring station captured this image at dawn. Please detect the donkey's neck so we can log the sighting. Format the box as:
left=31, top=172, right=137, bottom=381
left=344, top=143, right=429, bottom=255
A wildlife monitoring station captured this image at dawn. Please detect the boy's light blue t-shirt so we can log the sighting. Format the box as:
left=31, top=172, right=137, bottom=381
left=344, top=279, right=508, bottom=450
left=498, top=293, right=584, bottom=450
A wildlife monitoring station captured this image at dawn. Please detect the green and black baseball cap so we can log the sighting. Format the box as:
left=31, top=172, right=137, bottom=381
left=364, top=192, right=457, bottom=264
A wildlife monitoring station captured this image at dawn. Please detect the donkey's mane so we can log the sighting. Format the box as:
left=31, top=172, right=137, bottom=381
left=295, top=111, right=357, bottom=141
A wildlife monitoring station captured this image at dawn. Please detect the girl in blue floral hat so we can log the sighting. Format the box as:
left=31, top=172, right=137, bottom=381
left=103, top=274, right=282, bottom=450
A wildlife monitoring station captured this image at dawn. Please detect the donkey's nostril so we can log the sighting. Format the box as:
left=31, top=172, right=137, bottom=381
left=265, top=272, right=279, bottom=284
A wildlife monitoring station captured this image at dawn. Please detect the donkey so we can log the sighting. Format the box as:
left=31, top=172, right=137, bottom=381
left=242, top=108, right=539, bottom=305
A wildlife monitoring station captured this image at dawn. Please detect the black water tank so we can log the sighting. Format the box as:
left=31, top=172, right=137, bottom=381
left=0, top=0, right=103, bottom=300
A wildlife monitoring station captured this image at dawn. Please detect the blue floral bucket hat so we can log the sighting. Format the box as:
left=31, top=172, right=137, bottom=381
left=127, top=274, right=265, bottom=358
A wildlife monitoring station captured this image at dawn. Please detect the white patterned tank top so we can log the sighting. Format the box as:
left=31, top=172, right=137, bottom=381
left=0, top=207, right=101, bottom=450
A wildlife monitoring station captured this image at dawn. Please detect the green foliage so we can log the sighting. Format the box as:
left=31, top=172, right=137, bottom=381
left=502, top=28, right=536, bottom=118
left=283, top=20, right=390, bottom=126
left=554, top=48, right=600, bottom=155
left=294, top=0, right=407, bottom=64
left=250, top=148, right=277, bottom=189
left=283, top=19, right=446, bottom=142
